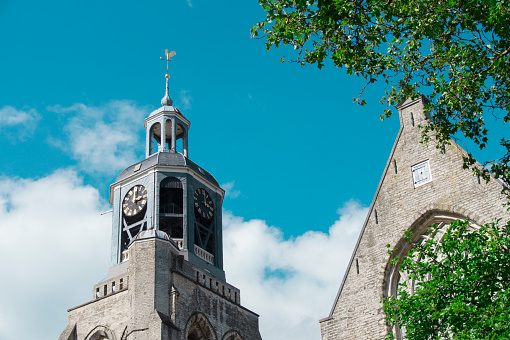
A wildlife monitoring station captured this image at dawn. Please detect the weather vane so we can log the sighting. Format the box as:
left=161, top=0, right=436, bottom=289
left=160, top=49, right=176, bottom=106
left=160, top=49, right=176, bottom=78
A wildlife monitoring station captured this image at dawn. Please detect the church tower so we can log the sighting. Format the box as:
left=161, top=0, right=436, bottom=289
left=59, top=51, right=262, bottom=340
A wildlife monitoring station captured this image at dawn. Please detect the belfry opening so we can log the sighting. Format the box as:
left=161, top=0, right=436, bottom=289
left=147, top=119, right=188, bottom=157
left=159, top=177, right=184, bottom=241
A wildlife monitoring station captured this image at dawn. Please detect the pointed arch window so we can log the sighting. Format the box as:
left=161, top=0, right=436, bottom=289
left=385, top=213, right=477, bottom=339
left=222, top=330, right=244, bottom=340
left=84, top=326, right=115, bottom=340
left=185, top=313, right=216, bottom=340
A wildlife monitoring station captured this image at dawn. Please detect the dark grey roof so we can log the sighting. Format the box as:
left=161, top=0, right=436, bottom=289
left=116, top=152, right=219, bottom=186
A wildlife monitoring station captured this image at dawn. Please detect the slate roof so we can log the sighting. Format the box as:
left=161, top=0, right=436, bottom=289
left=116, top=152, right=219, bottom=186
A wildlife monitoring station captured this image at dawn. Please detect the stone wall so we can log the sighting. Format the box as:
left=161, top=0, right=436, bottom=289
left=320, top=97, right=510, bottom=339
left=60, top=237, right=261, bottom=340
left=64, top=290, right=130, bottom=340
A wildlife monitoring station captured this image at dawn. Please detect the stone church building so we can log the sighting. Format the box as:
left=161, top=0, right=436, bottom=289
left=320, top=96, right=510, bottom=339
left=59, top=62, right=261, bottom=340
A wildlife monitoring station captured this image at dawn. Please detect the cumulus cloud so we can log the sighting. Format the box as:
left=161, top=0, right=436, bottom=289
left=0, top=105, right=40, bottom=139
left=223, top=199, right=368, bottom=340
left=0, top=170, right=111, bottom=340
left=0, top=167, right=366, bottom=340
left=221, top=181, right=240, bottom=198
left=179, top=90, right=192, bottom=109
left=186, top=0, right=192, bottom=7
left=49, top=101, right=148, bottom=174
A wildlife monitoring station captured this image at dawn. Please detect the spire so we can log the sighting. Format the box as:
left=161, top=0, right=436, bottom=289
left=161, top=75, right=173, bottom=106
left=160, top=49, right=176, bottom=107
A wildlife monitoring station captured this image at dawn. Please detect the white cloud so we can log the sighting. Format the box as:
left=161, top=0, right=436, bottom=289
left=223, top=199, right=368, bottom=340
left=0, top=166, right=366, bottom=340
left=179, top=90, right=192, bottom=109
left=49, top=101, right=148, bottom=174
left=0, top=105, right=40, bottom=139
left=222, top=180, right=240, bottom=198
left=0, top=170, right=111, bottom=340
left=186, top=0, right=192, bottom=7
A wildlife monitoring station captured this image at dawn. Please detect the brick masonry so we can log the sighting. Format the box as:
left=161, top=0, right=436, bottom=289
left=59, top=236, right=261, bottom=340
left=320, top=97, right=510, bottom=339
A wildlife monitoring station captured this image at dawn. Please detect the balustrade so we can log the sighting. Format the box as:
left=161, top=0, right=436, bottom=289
left=194, top=245, right=214, bottom=264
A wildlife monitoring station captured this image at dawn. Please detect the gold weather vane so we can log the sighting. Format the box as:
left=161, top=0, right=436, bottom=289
left=160, top=49, right=176, bottom=78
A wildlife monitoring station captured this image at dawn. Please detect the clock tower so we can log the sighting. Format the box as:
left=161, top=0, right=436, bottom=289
left=59, top=52, right=261, bottom=340
left=111, top=69, right=225, bottom=279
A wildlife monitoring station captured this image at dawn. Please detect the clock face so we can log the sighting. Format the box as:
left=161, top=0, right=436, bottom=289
left=123, top=185, right=148, bottom=217
left=194, top=188, right=214, bottom=221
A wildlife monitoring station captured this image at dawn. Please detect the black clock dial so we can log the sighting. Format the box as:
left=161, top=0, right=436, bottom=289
left=123, top=185, right=148, bottom=217
left=193, top=188, right=214, bottom=221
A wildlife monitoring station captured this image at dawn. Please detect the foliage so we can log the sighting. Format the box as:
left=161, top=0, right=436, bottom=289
left=252, top=0, right=510, bottom=197
left=383, top=219, right=510, bottom=339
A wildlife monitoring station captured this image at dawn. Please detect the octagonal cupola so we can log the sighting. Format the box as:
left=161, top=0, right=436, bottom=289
left=144, top=51, right=190, bottom=158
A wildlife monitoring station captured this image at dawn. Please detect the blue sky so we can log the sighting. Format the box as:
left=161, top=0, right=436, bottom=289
left=0, top=1, right=505, bottom=340
left=0, top=0, right=401, bottom=236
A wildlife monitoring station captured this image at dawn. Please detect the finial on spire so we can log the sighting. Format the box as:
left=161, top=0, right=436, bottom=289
left=160, top=49, right=176, bottom=106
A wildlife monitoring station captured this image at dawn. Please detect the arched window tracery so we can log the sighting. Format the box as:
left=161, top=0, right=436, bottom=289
left=222, top=330, right=244, bottom=340
left=84, top=326, right=115, bottom=340
left=185, top=312, right=216, bottom=340
left=384, top=212, right=478, bottom=339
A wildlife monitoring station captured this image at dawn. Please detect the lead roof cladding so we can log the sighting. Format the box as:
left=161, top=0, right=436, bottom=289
left=115, top=151, right=219, bottom=186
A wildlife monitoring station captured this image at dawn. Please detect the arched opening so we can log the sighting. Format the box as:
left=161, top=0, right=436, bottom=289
left=384, top=211, right=477, bottom=339
left=176, top=123, right=185, bottom=153
left=222, top=330, right=244, bottom=340
left=185, top=313, right=216, bottom=340
left=159, top=177, right=184, bottom=245
left=162, top=120, right=187, bottom=155
left=164, top=119, right=172, bottom=150
left=149, top=122, right=162, bottom=155
left=188, top=331, right=200, bottom=340
left=85, top=326, right=115, bottom=340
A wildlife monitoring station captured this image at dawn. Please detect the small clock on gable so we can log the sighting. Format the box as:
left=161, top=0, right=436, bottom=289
left=412, top=160, right=432, bottom=187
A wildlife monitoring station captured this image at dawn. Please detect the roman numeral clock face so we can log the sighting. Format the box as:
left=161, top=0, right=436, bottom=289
left=194, top=188, right=214, bottom=221
left=123, top=185, right=148, bottom=217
